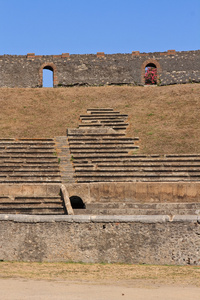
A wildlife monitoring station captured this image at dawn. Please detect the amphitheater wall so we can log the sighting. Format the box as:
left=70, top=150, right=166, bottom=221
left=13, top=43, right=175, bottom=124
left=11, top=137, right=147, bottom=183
left=0, top=214, right=199, bottom=265
left=65, top=182, right=200, bottom=204
left=0, top=50, right=199, bottom=87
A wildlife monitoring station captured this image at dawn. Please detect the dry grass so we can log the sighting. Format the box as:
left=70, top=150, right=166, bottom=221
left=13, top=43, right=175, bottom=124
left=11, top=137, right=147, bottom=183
left=0, top=84, right=200, bottom=154
left=0, top=262, right=200, bottom=286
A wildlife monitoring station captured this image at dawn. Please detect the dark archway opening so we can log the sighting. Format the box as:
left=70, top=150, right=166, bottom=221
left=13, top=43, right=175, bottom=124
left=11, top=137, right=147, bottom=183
left=145, top=63, right=157, bottom=85
left=70, top=196, right=86, bottom=209
left=43, top=66, right=53, bottom=87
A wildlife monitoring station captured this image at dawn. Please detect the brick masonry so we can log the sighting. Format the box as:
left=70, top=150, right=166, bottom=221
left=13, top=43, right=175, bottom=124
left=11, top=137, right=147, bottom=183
left=0, top=50, right=199, bottom=87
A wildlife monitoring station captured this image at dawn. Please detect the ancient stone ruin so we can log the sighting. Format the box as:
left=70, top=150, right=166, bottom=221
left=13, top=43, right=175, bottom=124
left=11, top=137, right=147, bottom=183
left=0, top=50, right=200, bottom=87
left=0, top=108, right=200, bottom=265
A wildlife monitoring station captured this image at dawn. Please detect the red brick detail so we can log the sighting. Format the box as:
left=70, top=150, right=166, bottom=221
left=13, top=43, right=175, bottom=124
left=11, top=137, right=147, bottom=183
left=39, top=62, right=58, bottom=87
left=132, top=51, right=140, bottom=56
left=167, top=50, right=176, bottom=55
left=97, top=52, right=105, bottom=58
left=141, top=59, right=161, bottom=85
left=62, top=53, right=70, bottom=58
left=27, top=53, right=35, bottom=58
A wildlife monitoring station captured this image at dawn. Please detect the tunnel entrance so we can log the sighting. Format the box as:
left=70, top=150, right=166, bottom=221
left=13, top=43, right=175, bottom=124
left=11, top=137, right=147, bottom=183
left=70, top=196, right=86, bottom=209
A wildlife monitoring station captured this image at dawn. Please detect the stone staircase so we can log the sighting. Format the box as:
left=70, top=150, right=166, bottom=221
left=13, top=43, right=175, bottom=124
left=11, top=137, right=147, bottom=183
left=73, top=202, right=200, bottom=216
left=68, top=109, right=200, bottom=183
left=55, top=136, right=75, bottom=184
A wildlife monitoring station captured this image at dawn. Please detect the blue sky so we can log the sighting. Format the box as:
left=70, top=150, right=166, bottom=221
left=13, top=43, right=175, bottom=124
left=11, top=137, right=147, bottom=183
left=0, top=0, right=199, bottom=86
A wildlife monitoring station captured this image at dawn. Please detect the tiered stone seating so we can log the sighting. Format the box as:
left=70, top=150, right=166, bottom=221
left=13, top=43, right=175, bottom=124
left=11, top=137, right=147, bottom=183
left=79, top=108, right=129, bottom=132
left=0, top=196, right=65, bottom=215
left=68, top=109, right=200, bottom=183
left=0, top=138, right=61, bottom=183
left=0, top=138, right=67, bottom=215
left=73, top=202, right=200, bottom=215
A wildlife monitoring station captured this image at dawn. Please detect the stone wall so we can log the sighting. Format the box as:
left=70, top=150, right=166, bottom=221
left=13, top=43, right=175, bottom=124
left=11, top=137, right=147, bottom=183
left=65, top=182, right=200, bottom=204
left=0, top=214, right=200, bottom=265
left=0, top=50, right=199, bottom=87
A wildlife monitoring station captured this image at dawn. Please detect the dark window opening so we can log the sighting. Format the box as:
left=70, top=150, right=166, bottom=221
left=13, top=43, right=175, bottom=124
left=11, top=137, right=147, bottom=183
left=43, top=67, right=53, bottom=87
left=70, top=196, right=86, bottom=209
left=145, top=63, right=157, bottom=85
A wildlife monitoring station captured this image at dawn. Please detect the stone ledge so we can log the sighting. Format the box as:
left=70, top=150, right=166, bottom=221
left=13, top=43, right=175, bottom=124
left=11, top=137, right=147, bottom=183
left=0, top=214, right=199, bottom=223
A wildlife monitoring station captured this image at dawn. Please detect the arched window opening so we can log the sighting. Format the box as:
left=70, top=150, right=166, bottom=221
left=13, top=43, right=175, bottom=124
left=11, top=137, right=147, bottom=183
left=145, top=63, right=157, bottom=85
left=43, top=66, right=53, bottom=87
left=70, top=196, right=86, bottom=209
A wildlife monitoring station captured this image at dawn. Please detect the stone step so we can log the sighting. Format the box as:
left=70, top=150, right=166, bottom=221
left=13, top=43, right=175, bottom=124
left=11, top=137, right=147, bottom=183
left=0, top=139, right=54, bottom=143
left=73, top=208, right=200, bottom=215
left=68, top=134, right=126, bottom=138
left=76, top=177, right=199, bottom=183
left=0, top=146, right=55, bottom=149
left=71, top=154, right=135, bottom=159
left=87, top=108, right=114, bottom=111
left=0, top=174, right=61, bottom=179
left=79, top=123, right=128, bottom=128
left=69, top=140, right=136, bottom=145
left=69, top=145, right=137, bottom=150
left=75, top=171, right=200, bottom=177
left=0, top=178, right=61, bottom=183
left=0, top=202, right=63, bottom=208
left=74, top=163, right=200, bottom=168
left=166, top=154, right=200, bottom=158
left=71, top=150, right=134, bottom=155
left=0, top=151, right=57, bottom=155
left=80, top=119, right=128, bottom=124
left=68, top=137, right=137, bottom=141
left=82, top=111, right=121, bottom=115
left=0, top=143, right=55, bottom=147
left=0, top=150, right=56, bottom=154
left=0, top=156, right=58, bottom=161
left=0, top=196, right=61, bottom=203
left=0, top=208, right=65, bottom=215
left=0, top=196, right=10, bottom=201
left=79, top=118, right=128, bottom=122
left=90, top=112, right=121, bottom=115
left=75, top=167, right=200, bottom=172
left=72, top=157, right=200, bottom=163
left=0, top=170, right=60, bottom=174
left=15, top=138, right=54, bottom=141
left=67, top=129, right=126, bottom=136
left=1, top=160, right=59, bottom=164
left=81, top=117, right=127, bottom=121
left=74, top=162, right=200, bottom=166
left=0, top=166, right=60, bottom=170
left=0, top=173, right=60, bottom=178
left=85, top=202, right=200, bottom=209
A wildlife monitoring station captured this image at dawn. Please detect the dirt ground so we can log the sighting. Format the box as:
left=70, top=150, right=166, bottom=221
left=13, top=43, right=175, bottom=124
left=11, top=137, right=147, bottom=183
left=1, top=279, right=200, bottom=300
left=0, top=262, right=200, bottom=299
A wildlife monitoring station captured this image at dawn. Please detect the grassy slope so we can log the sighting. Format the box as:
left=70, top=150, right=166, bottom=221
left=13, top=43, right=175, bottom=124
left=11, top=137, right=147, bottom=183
left=0, top=84, right=199, bottom=154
